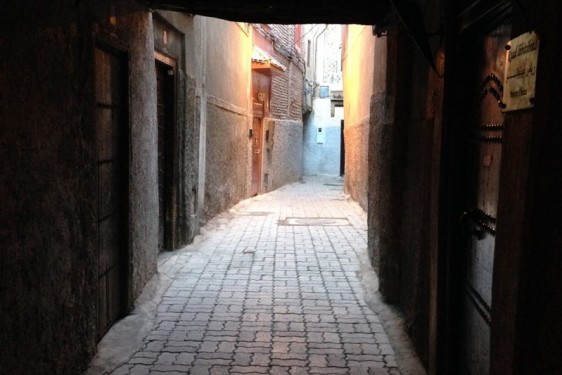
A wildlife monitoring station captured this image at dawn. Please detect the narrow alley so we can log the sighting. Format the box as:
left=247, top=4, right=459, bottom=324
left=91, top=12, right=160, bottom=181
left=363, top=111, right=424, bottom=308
left=88, top=176, right=421, bottom=375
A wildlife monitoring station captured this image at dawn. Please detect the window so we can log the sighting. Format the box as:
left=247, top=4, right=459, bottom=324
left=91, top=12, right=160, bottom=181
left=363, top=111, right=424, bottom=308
left=307, top=40, right=311, bottom=67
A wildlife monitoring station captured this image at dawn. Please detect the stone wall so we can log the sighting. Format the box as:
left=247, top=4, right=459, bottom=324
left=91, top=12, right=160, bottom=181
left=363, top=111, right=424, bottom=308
left=365, top=23, right=443, bottom=369
left=345, top=120, right=370, bottom=209
left=254, top=24, right=304, bottom=192
left=0, top=2, right=158, bottom=374
left=204, top=102, right=250, bottom=220
left=153, top=12, right=200, bottom=246
left=264, top=120, right=304, bottom=191
left=201, top=18, right=252, bottom=220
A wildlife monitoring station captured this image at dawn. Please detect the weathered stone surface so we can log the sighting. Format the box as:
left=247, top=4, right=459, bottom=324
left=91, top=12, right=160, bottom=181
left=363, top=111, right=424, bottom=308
left=204, top=104, right=249, bottom=220
left=264, top=120, right=303, bottom=192
left=0, top=2, right=158, bottom=374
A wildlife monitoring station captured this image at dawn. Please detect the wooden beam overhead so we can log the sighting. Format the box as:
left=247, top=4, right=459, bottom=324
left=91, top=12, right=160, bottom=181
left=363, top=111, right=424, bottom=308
left=139, top=0, right=390, bottom=25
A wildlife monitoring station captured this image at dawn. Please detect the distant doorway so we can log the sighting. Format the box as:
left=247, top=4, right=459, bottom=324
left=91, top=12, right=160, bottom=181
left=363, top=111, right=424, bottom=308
left=155, top=57, right=175, bottom=252
left=340, top=119, right=345, bottom=176
left=251, top=116, right=263, bottom=196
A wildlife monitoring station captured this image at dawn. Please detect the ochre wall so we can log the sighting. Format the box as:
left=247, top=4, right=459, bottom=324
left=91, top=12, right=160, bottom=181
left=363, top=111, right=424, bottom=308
left=342, top=25, right=375, bottom=210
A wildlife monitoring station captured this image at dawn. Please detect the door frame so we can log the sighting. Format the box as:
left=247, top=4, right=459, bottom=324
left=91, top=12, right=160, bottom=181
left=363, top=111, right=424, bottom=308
left=155, top=51, right=177, bottom=251
left=437, top=1, right=512, bottom=373
left=93, top=41, right=130, bottom=340
left=251, top=114, right=264, bottom=196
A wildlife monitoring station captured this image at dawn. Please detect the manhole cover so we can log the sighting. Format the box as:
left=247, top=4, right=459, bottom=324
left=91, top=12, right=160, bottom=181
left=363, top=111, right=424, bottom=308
left=278, top=217, right=349, bottom=226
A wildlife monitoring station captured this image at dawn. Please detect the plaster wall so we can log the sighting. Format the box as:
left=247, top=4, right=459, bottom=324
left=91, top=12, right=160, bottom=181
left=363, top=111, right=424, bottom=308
left=206, top=20, right=252, bottom=109
left=264, top=119, right=304, bottom=191
left=254, top=24, right=304, bottom=193
left=303, top=25, right=343, bottom=177
left=342, top=25, right=375, bottom=210
left=303, top=101, right=343, bottom=176
left=202, top=19, right=252, bottom=219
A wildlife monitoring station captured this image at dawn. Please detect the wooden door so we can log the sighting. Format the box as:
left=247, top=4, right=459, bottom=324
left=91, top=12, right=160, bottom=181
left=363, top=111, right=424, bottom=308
left=457, top=22, right=511, bottom=374
left=251, top=116, right=263, bottom=196
left=95, top=46, right=128, bottom=340
left=156, top=60, right=174, bottom=252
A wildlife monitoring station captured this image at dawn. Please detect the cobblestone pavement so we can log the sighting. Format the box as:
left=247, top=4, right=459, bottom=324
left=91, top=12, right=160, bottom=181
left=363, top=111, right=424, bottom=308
left=109, top=176, right=401, bottom=375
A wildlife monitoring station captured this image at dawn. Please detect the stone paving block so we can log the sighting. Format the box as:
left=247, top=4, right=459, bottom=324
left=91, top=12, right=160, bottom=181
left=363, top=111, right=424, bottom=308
left=199, top=342, right=219, bottom=353
left=231, top=366, right=269, bottom=374
left=379, top=344, right=394, bottom=355
left=215, top=342, right=236, bottom=353
left=309, top=354, right=328, bottom=367
left=190, top=365, right=212, bottom=375
left=340, top=334, right=377, bottom=344
left=271, top=359, right=308, bottom=367
left=144, top=341, right=165, bottom=352
left=175, top=352, right=196, bottom=365
left=103, top=178, right=410, bottom=375
left=327, top=354, right=347, bottom=367
left=323, top=332, right=341, bottom=343
left=361, top=344, right=381, bottom=355
left=251, top=352, right=271, bottom=366
left=289, top=367, right=309, bottom=375
left=274, top=335, right=307, bottom=343
left=348, top=361, right=386, bottom=368
left=155, top=352, right=178, bottom=365
left=383, top=355, right=398, bottom=367
left=196, top=352, right=233, bottom=360
left=343, top=343, right=363, bottom=355
left=193, top=358, right=232, bottom=366
left=348, top=355, right=384, bottom=362
left=238, top=331, right=257, bottom=342
left=272, top=342, right=290, bottom=353
left=109, top=364, right=132, bottom=375
left=272, top=353, right=308, bottom=361
left=232, top=352, right=253, bottom=366
left=236, top=342, right=271, bottom=354
left=209, top=365, right=230, bottom=375
left=348, top=368, right=371, bottom=375
left=374, top=333, right=390, bottom=344
left=151, top=364, right=192, bottom=372
left=132, top=351, right=159, bottom=359
left=128, top=365, right=151, bottom=375
left=163, top=345, right=200, bottom=353
left=309, top=367, right=349, bottom=374
left=270, top=366, right=291, bottom=375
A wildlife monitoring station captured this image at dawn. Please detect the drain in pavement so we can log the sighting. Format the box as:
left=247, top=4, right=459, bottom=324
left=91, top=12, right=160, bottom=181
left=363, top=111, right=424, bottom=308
left=278, top=217, right=350, bottom=226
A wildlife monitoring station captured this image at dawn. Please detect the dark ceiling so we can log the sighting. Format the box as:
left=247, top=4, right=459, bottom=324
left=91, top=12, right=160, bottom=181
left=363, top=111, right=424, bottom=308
left=140, top=0, right=391, bottom=24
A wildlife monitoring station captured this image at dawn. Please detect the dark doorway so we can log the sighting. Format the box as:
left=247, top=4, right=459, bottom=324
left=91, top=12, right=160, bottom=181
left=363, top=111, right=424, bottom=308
left=94, top=46, right=129, bottom=340
left=155, top=58, right=175, bottom=252
left=251, top=115, right=263, bottom=196
left=340, top=119, right=345, bottom=176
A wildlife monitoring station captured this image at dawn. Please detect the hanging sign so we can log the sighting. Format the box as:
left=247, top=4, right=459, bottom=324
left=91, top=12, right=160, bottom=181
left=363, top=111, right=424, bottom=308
left=503, top=31, right=539, bottom=111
